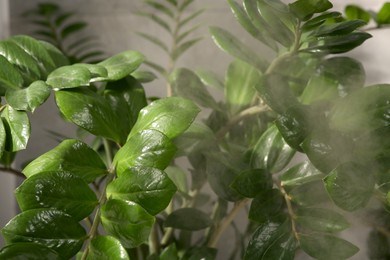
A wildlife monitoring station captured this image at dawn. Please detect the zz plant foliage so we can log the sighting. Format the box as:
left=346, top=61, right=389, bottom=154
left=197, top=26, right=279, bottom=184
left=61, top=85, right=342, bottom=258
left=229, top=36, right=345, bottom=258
left=0, top=0, right=390, bottom=259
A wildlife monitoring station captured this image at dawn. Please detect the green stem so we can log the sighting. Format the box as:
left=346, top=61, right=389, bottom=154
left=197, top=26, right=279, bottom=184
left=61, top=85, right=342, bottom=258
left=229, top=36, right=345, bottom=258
left=102, top=138, right=114, bottom=167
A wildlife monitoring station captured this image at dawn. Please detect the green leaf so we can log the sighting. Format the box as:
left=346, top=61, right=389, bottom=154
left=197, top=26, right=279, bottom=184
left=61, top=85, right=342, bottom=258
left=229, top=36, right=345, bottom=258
left=329, top=84, right=390, bottom=134
left=299, top=233, right=359, bottom=259
left=195, top=69, right=224, bottom=90
left=313, top=20, right=366, bottom=37
left=0, top=119, right=6, bottom=159
left=100, top=199, right=154, bottom=248
left=1, top=106, right=30, bottom=152
left=179, top=0, right=194, bottom=11
left=136, top=12, right=171, bottom=33
left=0, top=55, right=24, bottom=94
left=136, top=32, right=169, bottom=53
left=172, top=38, right=202, bottom=61
left=113, top=130, right=177, bottom=176
left=345, top=5, right=371, bottom=23
left=0, top=243, right=61, bottom=259
left=367, top=229, right=390, bottom=259
left=22, top=139, right=107, bottom=183
left=302, top=12, right=342, bottom=31
left=6, top=80, right=50, bottom=112
left=165, top=165, right=188, bottom=193
left=55, top=12, right=73, bottom=26
left=249, top=189, right=285, bottom=223
left=164, top=208, right=212, bottom=231
left=160, top=244, right=179, bottom=260
left=177, top=25, right=201, bottom=44
left=295, top=208, right=349, bottom=232
left=250, top=124, right=295, bottom=173
left=170, top=68, right=218, bottom=109
left=61, top=22, right=87, bottom=39
left=98, top=50, right=144, bottom=81
left=87, top=236, right=130, bottom=260
left=289, top=0, right=333, bottom=21
left=55, top=88, right=126, bottom=144
left=2, top=208, right=86, bottom=258
left=39, top=41, right=69, bottom=68
left=281, top=161, right=324, bottom=186
left=131, top=70, right=157, bottom=83
left=324, top=162, right=375, bottom=211
left=377, top=3, right=390, bottom=25
left=244, top=220, right=296, bottom=260
left=107, top=166, right=177, bottom=215
left=209, top=26, right=268, bottom=72
left=225, top=60, right=260, bottom=114
left=15, top=171, right=98, bottom=221
left=179, top=9, right=204, bottom=28
left=288, top=181, right=330, bottom=207
left=73, top=63, right=108, bottom=82
left=47, top=65, right=91, bottom=89
left=128, top=96, right=200, bottom=140
left=230, top=169, right=272, bottom=198
left=145, top=0, right=174, bottom=18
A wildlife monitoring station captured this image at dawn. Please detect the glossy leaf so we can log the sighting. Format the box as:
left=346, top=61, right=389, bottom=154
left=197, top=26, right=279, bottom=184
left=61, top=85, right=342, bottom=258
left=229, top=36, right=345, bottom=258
left=47, top=65, right=91, bottom=89
left=295, top=208, right=349, bottom=232
left=87, top=236, right=129, bottom=260
left=73, top=63, right=108, bottom=82
left=98, top=50, right=144, bottom=81
left=113, top=130, right=177, bottom=176
left=0, top=120, right=6, bottom=159
left=281, top=161, right=324, bottom=186
left=170, top=68, right=218, bottom=109
left=377, top=3, right=390, bottom=25
left=209, top=26, right=268, bottom=72
left=164, top=208, right=212, bottom=231
left=22, top=139, right=107, bottom=182
left=0, top=55, right=24, bottom=94
left=289, top=0, right=332, bottom=21
left=128, top=97, right=200, bottom=140
left=100, top=199, right=154, bottom=248
left=244, top=220, right=296, bottom=260
left=107, top=166, right=177, bottom=215
left=2, top=208, right=86, bottom=258
left=15, top=171, right=98, bottom=221
left=230, top=169, right=272, bottom=198
left=313, top=20, right=366, bottom=37
left=324, top=162, right=374, bottom=211
left=6, top=80, right=50, bottom=112
left=225, top=60, right=260, bottom=114
left=345, top=5, right=371, bottom=23
left=249, top=189, right=285, bottom=223
left=1, top=106, right=30, bottom=152
left=0, top=243, right=61, bottom=259
left=299, top=233, right=359, bottom=259
left=288, top=181, right=330, bottom=207
left=251, top=124, right=295, bottom=173
left=302, top=12, right=342, bottom=31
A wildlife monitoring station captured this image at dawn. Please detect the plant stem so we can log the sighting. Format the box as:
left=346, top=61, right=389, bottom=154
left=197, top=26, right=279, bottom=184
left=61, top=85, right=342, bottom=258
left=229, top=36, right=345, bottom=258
left=207, top=199, right=249, bottom=248
left=149, top=222, right=161, bottom=254
left=102, top=138, right=114, bottom=167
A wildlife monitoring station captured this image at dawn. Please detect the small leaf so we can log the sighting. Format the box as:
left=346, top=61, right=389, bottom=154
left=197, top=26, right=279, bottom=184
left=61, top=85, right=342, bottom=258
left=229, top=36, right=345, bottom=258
left=295, top=208, right=350, bottom=232
left=324, top=162, right=374, bottom=211
left=22, top=139, right=107, bottom=183
left=299, top=233, right=359, bottom=259
left=289, top=0, right=333, bottom=21
left=281, top=161, right=324, bottom=186
left=249, top=189, right=285, bottom=224
left=244, top=220, right=296, bottom=260
left=136, top=12, right=171, bottom=33
left=136, top=32, right=169, bottom=53
left=113, top=130, right=177, bottom=176
left=107, top=166, right=177, bottom=215
left=131, top=70, right=157, bottom=83
left=2, top=208, right=86, bottom=258
left=15, top=171, right=98, bottom=221
left=55, top=12, right=73, bottom=26
left=47, top=65, right=91, bottom=89
left=0, top=243, right=61, bottom=259
left=145, top=0, right=174, bottom=18
left=377, top=3, right=390, bottom=25
left=98, top=50, right=145, bottom=81
left=231, top=169, right=272, bottom=198
left=6, top=80, right=50, bottom=112
left=100, top=199, right=154, bottom=248
left=128, top=97, right=200, bottom=140
left=179, top=9, right=204, bottom=28
left=164, top=208, right=212, bottom=231
left=172, top=38, right=202, bottom=61
left=1, top=106, right=30, bottom=152
left=345, top=5, right=371, bottom=23
left=61, top=22, right=87, bottom=39
left=209, top=26, right=268, bottom=72
left=87, top=236, right=130, bottom=260
left=367, top=229, right=390, bottom=259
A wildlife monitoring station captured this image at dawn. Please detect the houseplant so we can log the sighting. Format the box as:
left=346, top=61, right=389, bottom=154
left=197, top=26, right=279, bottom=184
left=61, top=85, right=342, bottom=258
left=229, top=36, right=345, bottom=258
left=0, top=0, right=389, bottom=259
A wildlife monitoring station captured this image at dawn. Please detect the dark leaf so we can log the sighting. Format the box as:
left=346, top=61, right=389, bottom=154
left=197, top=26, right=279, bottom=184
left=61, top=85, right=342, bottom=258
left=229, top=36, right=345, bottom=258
left=0, top=243, right=61, bottom=259
left=281, top=161, right=324, bottom=186
left=289, top=0, right=333, bottom=21
left=249, top=189, right=285, bottom=224
left=313, top=20, right=366, bottom=37
left=230, top=169, right=272, bottom=198
left=295, top=207, right=349, bottom=232
left=302, top=12, right=342, bottom=31
left=164, top=208, right=212, bottom=231
left=61, top=22, right=87, bottom=40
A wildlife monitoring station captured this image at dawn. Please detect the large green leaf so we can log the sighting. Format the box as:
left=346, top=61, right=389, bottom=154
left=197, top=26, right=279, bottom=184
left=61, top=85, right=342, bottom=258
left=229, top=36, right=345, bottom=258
left=0, top=243, right=61, bottom=260
left=225, top=60, right=260, bottom=115
left=281, top=161, right=324, bottom=186
left=6, top=80, right=51, bottom=112
left=289, top=0, right=333, bottom=21
left=0, top=56, right=24, bottom=94
left=345, top=5, right=371, bottom=23
left=113, top=130, right=177, bottom=176
left=15, top=171, right=98, bottom=221
left=100, top=199, right=154, bottom=248
left=98, top=50, right=144, bottom=81
left=295, top=208, right=349, bottom=232
left=128, top=97, right=200, bottom=140
left=55, top=88, right=126, bottom=144
left=249, top=189, right=285, bottom=224
left=2, top=209, right=86, bottom=258
left=324, top=162, right=374, bottom=211
left=299, top=233, right=359, bottom=259
left=46, top=65, right=91, bottom=89
left=209, top=26, right=268, bottom=72
left=164, top=208, right=212, bottom=231
left=106, top=166, right=177, bottom=215
left=1, top=106, right=30, bottom=152
left=22, top=139, right=107, bottom=183
left=170, top=68, right=218, bottom=110
left=230, top=169, right=272, bottom=198
left=244, top=220, right=296, bottom=260
left=288, top=181, right=330, bottom=207
left=250, top=124, right=295, bottom=173
left=87, top=236, right=129, bottom=260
